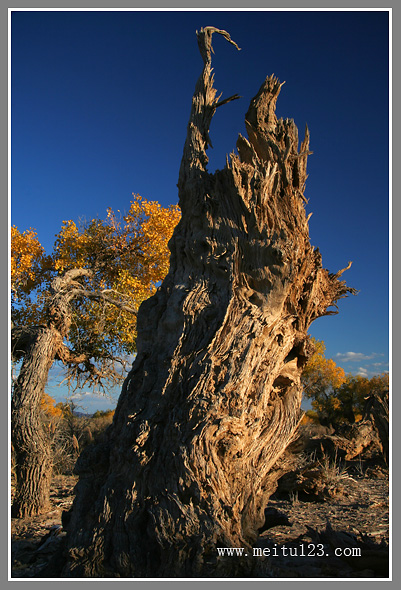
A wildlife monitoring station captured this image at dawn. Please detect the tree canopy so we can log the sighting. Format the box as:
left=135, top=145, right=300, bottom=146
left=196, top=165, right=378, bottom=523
left=301, top=338, right=346, bottom=400
left=11, top=194, right=181, bottom=391
left=302, top=338, right=389, bottom=425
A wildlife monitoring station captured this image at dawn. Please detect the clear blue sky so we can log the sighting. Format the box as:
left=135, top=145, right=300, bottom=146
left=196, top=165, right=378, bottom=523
left=11, top=9, right=390, bottom=411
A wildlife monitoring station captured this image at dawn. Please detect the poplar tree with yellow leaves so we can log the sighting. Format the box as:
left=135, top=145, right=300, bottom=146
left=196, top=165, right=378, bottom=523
left=301, top=338, right=389, bottom=426
left=11, top=195, right=180, bottom=517
left=301, top=338, right=346, bottom=425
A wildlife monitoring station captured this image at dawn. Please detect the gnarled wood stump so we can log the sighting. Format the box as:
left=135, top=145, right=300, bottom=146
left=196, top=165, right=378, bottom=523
left=363, top=389, right=389, bottom=464
left=61, top=27, right=355, bottom=577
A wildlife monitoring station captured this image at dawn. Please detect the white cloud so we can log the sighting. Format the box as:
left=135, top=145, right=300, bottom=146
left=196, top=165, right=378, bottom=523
left=344, top=365, right=389, bottom=380
left=62, top=390, right=118, bottom=414
left=356, top=367, right=369, bottom=378
left=335, top=351, right=382, bottom=363
left=70, top=390, right=118, bottom=403
left=70, top=391, right=102, bottom=399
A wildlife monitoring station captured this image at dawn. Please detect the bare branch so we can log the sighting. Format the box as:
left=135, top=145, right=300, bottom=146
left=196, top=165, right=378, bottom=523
left=196, top=26, right=241, bottom=64
left=215, top=94, right=242, bottom=108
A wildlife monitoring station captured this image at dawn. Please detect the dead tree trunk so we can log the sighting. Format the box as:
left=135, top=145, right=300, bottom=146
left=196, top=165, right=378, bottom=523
left=363, top=390, right=389, bottom=464
left=60, top=27, right=355, bottom=577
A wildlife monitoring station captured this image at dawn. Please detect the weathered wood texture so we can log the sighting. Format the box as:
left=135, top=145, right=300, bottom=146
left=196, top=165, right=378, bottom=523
left=11, top=327, right=56, bottom=517
left=363, top=390, right=389, bottom=464
left=11, top=270, right=86, bottom=518
left=61, top=28, right=355, bottom=577
left=11, top=268, right=130, bottom=518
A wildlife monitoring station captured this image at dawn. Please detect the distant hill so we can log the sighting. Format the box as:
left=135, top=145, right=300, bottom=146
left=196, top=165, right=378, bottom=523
left=71, top=410, right=92, bottom=418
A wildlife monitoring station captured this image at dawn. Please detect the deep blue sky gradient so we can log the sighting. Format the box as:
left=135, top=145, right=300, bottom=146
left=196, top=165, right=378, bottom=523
left=11, top=9, right=390, bottom=410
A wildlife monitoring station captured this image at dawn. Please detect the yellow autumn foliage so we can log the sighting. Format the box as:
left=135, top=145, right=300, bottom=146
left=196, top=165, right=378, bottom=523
left=12, top=195, right=181, bottom=374
left=303, top=339, right=389, bottom=424
left=11, top=226, right=45, bottom=297
left=50, top=195, right=180, bottom=354
left=302, top=338, right=346, bottom=400
left=40, top=392, right=63, bottom=419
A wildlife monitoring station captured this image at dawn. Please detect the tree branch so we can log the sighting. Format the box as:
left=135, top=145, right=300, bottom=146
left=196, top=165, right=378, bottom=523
left=215, top=94, right=242, bottom=108
left=67, top=288, right=137, bottom=314
left=56, top=339, right=126, bottom=392
left=55, top=341, right=89, bottom=366
left=196, top=26, right=241, bottom=65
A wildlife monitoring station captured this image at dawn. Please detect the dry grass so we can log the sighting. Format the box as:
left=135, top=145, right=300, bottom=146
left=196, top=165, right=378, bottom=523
left=317, top=450, right=354, bottom=486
